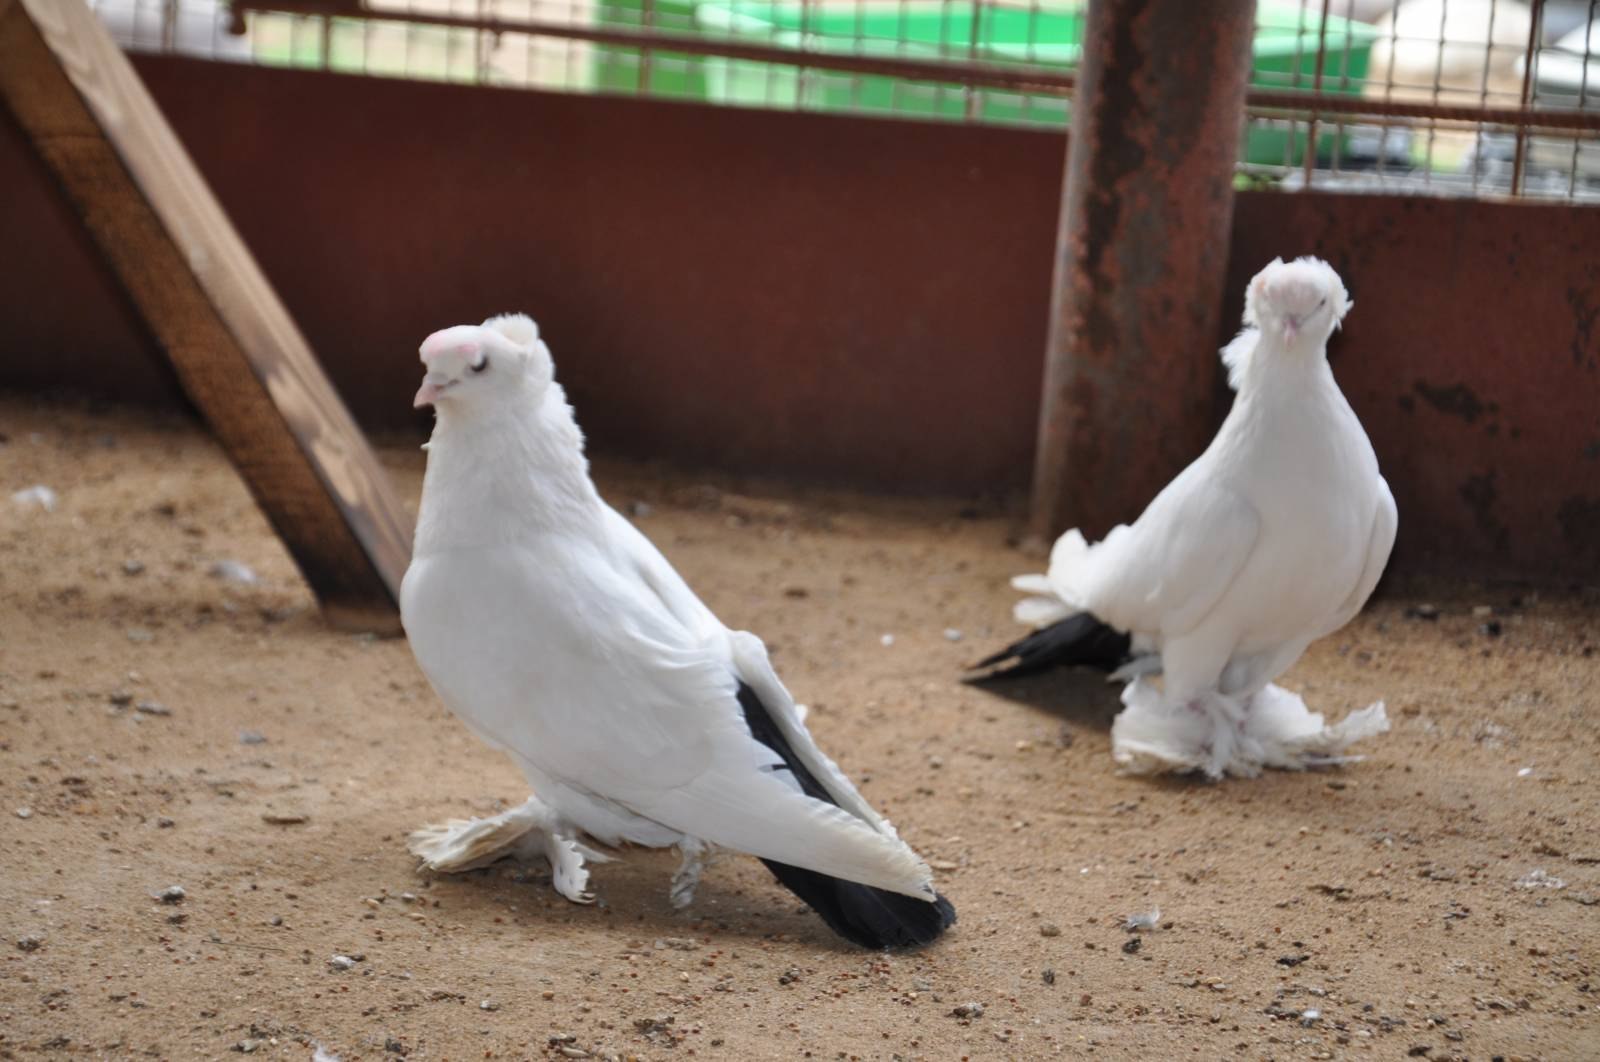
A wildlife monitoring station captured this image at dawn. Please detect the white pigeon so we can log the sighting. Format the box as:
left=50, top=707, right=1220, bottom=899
left=978, top=257, right=1396, bottom=779
left=399, top=313, right=955, bottom=948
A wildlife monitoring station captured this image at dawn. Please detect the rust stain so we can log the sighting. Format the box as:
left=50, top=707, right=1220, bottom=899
left=1414, top=380, right=1487, bottom=424
left=1569, top=286, right=1599, bottom=369
left=1558, top=496, right=1600, bottom=557
left=1459, top=472, right=1510, bottom=553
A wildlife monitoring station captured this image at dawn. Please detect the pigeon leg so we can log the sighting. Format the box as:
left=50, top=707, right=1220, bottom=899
left=408, top=795, right=606, bottom=905
left=541, top=829, right=600, bottom=906
left=669, top=837, right=712, bottom=910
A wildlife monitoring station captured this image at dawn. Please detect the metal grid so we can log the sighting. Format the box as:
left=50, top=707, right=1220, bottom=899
left=93, top=1, right=1600, bottom=201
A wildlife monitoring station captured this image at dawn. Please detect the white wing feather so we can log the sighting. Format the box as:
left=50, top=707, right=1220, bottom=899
left=1048, top=468, right=1261, bottom=641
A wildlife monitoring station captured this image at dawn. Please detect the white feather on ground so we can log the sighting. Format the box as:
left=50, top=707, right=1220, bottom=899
left=398, top=314, right=953, bottom=948
left=1010, top=257, right=1396, bottom=779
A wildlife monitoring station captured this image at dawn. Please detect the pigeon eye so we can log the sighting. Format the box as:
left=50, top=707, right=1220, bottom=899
left=470, top=354, right=490, bottom=375
left=1317, top=297, right=1327, bottom=308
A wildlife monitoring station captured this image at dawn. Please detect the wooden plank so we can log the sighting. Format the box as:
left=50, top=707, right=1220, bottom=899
left=0, top=0, right=412, bottom=633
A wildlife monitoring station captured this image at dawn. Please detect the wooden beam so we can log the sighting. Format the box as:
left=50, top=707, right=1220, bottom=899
left=0, top=0, right=412, bottom=633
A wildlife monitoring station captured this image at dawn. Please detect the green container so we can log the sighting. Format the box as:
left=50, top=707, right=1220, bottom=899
left=595, top=0, right=712, bottom=100
left=669, top=0, right=1376, bottom=166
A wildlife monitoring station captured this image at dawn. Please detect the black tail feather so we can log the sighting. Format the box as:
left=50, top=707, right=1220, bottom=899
left=967, top=611, right=1131, bottom=681
left=735, top=682, right=956, bottom=949
left=756, top=858, right=957, bottom=949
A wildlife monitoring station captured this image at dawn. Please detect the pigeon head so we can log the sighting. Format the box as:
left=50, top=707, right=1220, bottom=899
left=1244, top=257, right=1351, bottom=347
left=414, top=313, right=551, bottom=412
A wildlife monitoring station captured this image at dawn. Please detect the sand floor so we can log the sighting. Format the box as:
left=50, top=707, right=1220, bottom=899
left=2, top=397, right=1597, bottom=1060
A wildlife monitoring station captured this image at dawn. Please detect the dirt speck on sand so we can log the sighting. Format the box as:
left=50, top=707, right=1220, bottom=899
left=2, top=398, right=1597, bottom=1059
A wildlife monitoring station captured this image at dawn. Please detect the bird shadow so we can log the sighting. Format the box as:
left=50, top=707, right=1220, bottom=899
left=963, top=665, right=1124, bottom=732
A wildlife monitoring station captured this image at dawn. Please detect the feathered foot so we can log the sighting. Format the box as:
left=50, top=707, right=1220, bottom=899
left=669, top=837, right=716, bottom=910
left=408, top=795, right=611, bottom=904
left=1240, top=684, right=1390, bottom=771
left=1111, top=679, right=1390, bottom=780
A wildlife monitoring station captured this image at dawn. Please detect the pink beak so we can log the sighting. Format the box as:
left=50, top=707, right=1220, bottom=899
left=413, top=376, right=450, bottom=409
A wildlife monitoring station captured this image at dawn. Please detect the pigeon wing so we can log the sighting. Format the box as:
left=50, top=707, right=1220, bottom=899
left=602, top=506, right=922, bottom=876
left=1319, top=475, right=1397, bottom=637
left=1062, top=467, right=1262, bottom=641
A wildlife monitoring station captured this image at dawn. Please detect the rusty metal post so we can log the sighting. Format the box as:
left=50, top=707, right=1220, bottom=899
left=1029, top=0, right=1256, bottom=544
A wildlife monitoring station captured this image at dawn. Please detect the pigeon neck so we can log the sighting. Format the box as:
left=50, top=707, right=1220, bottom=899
left=415, top=383, right=600, bottom=552
left=1236, top=333, right=1330, bottom=394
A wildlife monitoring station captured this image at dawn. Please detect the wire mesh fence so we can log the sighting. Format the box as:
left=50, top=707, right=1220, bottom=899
left=93, top=0, right=1600, bottom=201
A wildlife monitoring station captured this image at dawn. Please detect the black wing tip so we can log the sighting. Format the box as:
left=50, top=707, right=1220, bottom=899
left=762, top=858, right=955, bottom=949
left=965, top=612, right=1131, bottom=682
left=734, top=681, right=955, bottom=949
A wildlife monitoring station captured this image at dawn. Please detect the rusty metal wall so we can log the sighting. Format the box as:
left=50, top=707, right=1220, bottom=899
left=2, top=58, right=1596, bottom=580
left=0, top=56, right=1059, bottom=493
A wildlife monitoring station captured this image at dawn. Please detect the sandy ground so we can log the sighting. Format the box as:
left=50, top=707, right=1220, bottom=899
left=2, top=396, right=1597, bottom=1061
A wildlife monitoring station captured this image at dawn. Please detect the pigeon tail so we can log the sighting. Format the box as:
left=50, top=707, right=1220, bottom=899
left=966, top=611, right=1131, bottom=681
left=735, top=682, right=955, bottom=949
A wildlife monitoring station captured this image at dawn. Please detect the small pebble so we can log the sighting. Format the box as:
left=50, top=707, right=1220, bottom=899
left=153, top=885, right=186, bottom=904
left=1039, top=922, right=1062, bottom=937
left=479, top=999, right=499, bottom=1011
left=238, top=729, right=267, bottom=745
left=209, top=559, right=260, bottom=585
left=134, top=701, right=170, bottom=716
left=1515, top=868, right=1565, bottom=889
left=1121, top=937, right=1142, bottom=954
left=879, top=633, right=895, bottom=647
left=122, top=559, right=145, bottom=576
left=156, top=817, right=175, bottom=828
left=1124, top=907, right=1162, bottom=932
left=109, top=691, right=133, bottom=707
left=1404, top=603, right=1439, bottom=621
left=16, top=934, right=44, bottom=952
left=1041, top=968, right=1056, bottom=985
left=943, top=628, right=963, bottom=642
left=328, top=955, right=356, bottom=971
left=126, top=628, right=154, bottom=644
left=951, top=1002, right=984, bottom=1019
left=11, top=485, right=58, bottom=512
left=15, top=807, right=32, bottom=819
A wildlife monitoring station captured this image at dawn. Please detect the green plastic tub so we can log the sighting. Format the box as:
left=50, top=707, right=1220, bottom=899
left=602, top=0, right=1379, bottom=165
